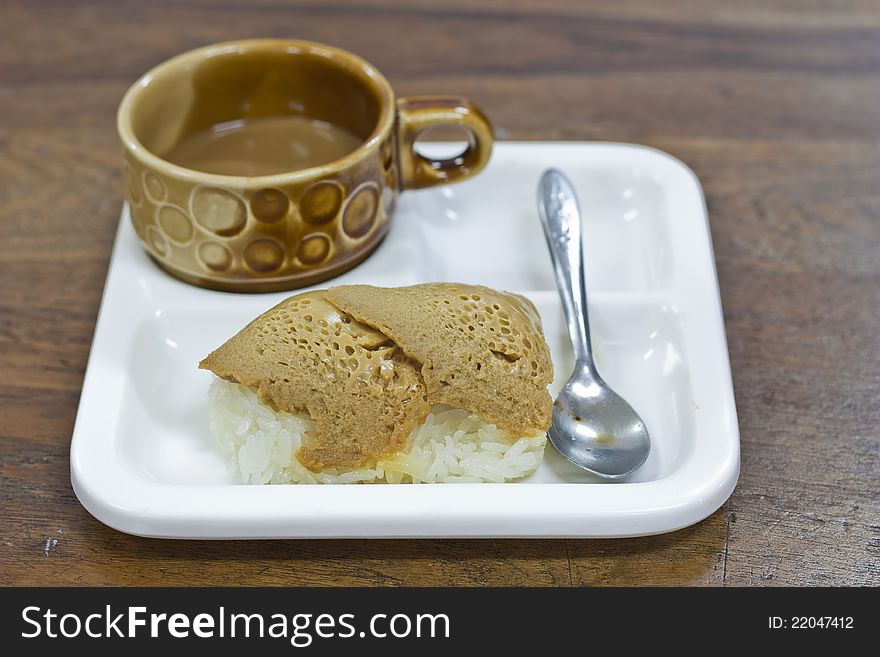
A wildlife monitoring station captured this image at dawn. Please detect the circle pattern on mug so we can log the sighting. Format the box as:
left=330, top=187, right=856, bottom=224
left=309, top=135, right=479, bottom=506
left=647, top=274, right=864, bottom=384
left=146, top=225, right=169, bottom=257
left=342, top=183, right=379, bottom=238
left=143, top=171, right=167, bottom=203
left=198, top=241, right=233, bottom=272
left=381, top=187, right=395, bottom=215
left=124, top=163, right=142, bottom=205
left=192, top=187, right=247, bottom=236
left=244, top=238, right=285, bottom=273
left=157, top=205, right=194, bottom=244
left=251, top=188, right=290, bottom=223
left=297, top=233, right=332, bottom=265
left=129, top=206, right=145, bottom=238
left=301, top=181, right=343, bottom=225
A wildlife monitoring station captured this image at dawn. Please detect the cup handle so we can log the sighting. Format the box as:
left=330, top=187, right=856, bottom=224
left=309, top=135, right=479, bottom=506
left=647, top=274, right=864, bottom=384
left=396, top=96, right=494, bottom=190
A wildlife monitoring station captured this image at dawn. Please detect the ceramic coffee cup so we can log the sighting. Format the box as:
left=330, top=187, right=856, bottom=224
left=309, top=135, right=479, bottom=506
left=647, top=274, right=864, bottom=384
left=118, top=39, right=493, bottom=292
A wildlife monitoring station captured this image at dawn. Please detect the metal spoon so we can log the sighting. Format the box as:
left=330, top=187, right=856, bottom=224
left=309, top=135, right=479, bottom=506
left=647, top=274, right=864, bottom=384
left=537, top=169, right=650, bottom=478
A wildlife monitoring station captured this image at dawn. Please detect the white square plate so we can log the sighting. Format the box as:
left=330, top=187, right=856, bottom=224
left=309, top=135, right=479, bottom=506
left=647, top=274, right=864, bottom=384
left=70, top=142, right=740, bottom=538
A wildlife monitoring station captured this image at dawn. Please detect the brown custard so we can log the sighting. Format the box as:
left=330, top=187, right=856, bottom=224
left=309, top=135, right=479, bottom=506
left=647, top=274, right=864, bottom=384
left=199, top=284, right=555, bottom=471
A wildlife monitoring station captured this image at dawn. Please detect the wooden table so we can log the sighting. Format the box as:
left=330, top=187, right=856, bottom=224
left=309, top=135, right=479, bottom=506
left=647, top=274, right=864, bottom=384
left=2, top=0, right=877, bottom=586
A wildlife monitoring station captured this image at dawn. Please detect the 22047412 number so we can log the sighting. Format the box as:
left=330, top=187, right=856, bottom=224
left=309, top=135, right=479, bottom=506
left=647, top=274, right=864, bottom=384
left=769, top=617, right=854, bottom=630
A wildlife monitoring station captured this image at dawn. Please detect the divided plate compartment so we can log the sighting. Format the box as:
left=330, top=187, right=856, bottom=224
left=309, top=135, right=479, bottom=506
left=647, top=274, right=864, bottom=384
left=71, top=142, right=740, bottom=538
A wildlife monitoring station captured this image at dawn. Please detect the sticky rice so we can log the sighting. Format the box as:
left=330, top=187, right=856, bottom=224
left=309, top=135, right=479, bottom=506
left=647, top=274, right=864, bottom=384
left=208, top=378, right=546, bottom=484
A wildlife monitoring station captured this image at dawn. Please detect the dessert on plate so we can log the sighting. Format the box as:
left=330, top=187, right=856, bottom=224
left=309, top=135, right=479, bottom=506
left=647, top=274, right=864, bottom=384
left=200, top=283, right=553, bottom=484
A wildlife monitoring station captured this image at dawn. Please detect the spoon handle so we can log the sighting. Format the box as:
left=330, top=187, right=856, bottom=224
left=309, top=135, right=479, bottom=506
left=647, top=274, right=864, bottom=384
left=537, top=169, right=597, bottom=374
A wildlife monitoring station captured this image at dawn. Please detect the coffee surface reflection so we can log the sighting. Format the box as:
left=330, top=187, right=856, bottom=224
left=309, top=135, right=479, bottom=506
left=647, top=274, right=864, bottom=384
left=163, top=116, right=362, bottom=176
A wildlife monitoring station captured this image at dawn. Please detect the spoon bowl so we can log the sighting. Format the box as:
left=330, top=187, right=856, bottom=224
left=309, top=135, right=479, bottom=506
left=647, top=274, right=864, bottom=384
left=538, top=169, right=650, bottom=478
left=550, top=366, right=650, bottom=478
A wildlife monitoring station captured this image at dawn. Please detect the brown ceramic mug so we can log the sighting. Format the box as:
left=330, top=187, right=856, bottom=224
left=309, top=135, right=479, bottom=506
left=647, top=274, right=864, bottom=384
left=117, top=39, right=493, bottom=292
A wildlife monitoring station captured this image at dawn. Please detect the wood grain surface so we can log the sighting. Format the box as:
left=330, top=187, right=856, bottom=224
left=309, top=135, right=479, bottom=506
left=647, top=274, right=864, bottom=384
left=1, top=0, right=877, bottom=586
